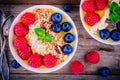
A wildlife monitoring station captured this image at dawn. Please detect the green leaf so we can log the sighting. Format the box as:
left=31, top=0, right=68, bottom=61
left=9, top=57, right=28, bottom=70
left=34, top=27, right=53, bottom=42
left=44, top=33, right=52, bottom=42
left=119, top=7, right=120, bottom=14
left=34, top=28, right=45, bottom=40
left=110, top=12, right=119, bottom=23
left=110, top=2, right=119, bottom=12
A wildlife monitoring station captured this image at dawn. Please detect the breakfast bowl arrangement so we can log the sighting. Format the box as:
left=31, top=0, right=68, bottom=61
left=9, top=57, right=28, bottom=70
left=80, top=0, right=120, bottom=45
left=9, top=5, right=78, bottom=73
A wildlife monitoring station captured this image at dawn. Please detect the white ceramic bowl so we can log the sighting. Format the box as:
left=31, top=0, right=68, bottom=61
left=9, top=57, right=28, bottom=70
left=9, top=5, right=78, bottom=73
left=80, top=0, right=120, bottom=45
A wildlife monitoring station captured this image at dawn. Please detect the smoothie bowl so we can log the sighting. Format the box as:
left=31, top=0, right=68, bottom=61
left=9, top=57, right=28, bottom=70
left=80, top=0, right=120, bottom=45
left=9, top=5, right=78, bottom=73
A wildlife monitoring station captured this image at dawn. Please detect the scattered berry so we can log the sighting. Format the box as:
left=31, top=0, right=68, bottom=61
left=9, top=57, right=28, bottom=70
left=11, top=60, right=20, bottom=68
left=110, top=29, right=120, bottom=41
left=116, top=22, right=120, bottom=30
left=28, top=54, right=42, bottom=68
left=86, top=51, right=100, bottom=64
left=52, top=23, right=61, bottom=33
left=95, top=0, right=107, bottom=10
left=84, top=12, right=100, bottom=26
left=43, top=54, right=57, bottom=68
left=99, top=29, right=110, bottom=40
left=62, top=44, right=73, bottom=54
left=82, top=0, right=95, bottom=12
left=18, top=46, right=32, bottom=60
left=51, top=13, right=62, bottom=23
left=14, top=23, right=28, bottom=36
left=63, top=3, right=73, bottom=12
left=99, top=67, right=110, bottom=77
left=61, top=22, right=72, bottom=32
left=71, top=60, right=84, bottom=75
left=21, top=12, right=35, bottom=26
left=14, top=37, right=28, bottom=50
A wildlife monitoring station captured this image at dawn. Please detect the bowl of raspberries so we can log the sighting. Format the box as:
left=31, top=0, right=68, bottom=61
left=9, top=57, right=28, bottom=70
left=80, top=0, right=120, bottom=45
left=9, top=5, right=78, bottom=73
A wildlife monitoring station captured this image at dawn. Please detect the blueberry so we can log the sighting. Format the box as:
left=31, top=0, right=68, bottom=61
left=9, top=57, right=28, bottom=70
left=62, top=44, right=73, bottom=54
left=99, top=29, right=110, bottom=40
left=116, top=22, right=120, bottom=30
left=64, top=33, right=75, bottom=43
left=61, top=22, right=72, bottom=32
left=110, top=29, right=120, bottom=41
left=51, top=13, right=62, bottom=23
left=99, top=67, right=110, bottom=77
left=63, top=3, right=73, bottom=12
left=11, top=60, right=20, bottom=68
left=52, top=23, right=61, bottom=33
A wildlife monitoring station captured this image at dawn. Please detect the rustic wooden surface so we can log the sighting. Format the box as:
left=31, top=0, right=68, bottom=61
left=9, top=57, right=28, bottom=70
left=0, top=0, right=120, bottom=80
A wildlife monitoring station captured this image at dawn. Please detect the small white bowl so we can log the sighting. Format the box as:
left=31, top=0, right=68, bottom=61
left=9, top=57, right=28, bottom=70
left=80, top=0, right=120, bottom=45
left=9, top=5, right=78, bottom=73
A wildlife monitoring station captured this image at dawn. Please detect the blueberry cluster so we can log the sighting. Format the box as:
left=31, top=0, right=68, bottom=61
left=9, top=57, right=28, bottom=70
left=51, top=13, right=75, bottom=54
left=99, top=22, right=120, bottom=41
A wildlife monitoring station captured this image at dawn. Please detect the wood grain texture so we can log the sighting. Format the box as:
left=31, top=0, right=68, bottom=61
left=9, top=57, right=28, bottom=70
left=0, top=3, right=120, bottom=80
left=9, top=74, right=120, bottom=80
left=0, top=0, right=80, bottom=5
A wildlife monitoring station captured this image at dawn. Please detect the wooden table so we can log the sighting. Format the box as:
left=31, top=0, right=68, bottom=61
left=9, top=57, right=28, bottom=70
left=0, top=0, right=120, bottom=80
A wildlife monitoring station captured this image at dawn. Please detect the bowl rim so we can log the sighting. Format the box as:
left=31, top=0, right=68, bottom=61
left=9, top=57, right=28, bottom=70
left=80, top=0, right=120, bottom=45
left=9, top=5, right=78, bottom=73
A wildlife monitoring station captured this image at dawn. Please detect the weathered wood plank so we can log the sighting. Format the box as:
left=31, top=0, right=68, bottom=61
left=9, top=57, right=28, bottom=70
left=9, top=74, right=120, bottom=80
left=0, top=0, right=80, bottom=5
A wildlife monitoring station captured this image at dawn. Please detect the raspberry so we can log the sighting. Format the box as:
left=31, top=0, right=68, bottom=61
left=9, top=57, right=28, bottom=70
left=86, top=51, right=100, bottom=64
left=14, top=23, right=28, bottom=36
left=43, top=54, right=57, bottom=68
left=71, top=61, right=84, bottom=75
left=14, top=37, right=28, bottom=50
left=84, top=12, right=100, bottom=26
left=21, top=12, right=35, bottom=26
left=28, top=54, right=42, bottom=68
left=18, top=46, right=32, bottom=60
left=82, top=0, right=95, bottom=12
left=95, top=0, right=107, bottom=10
